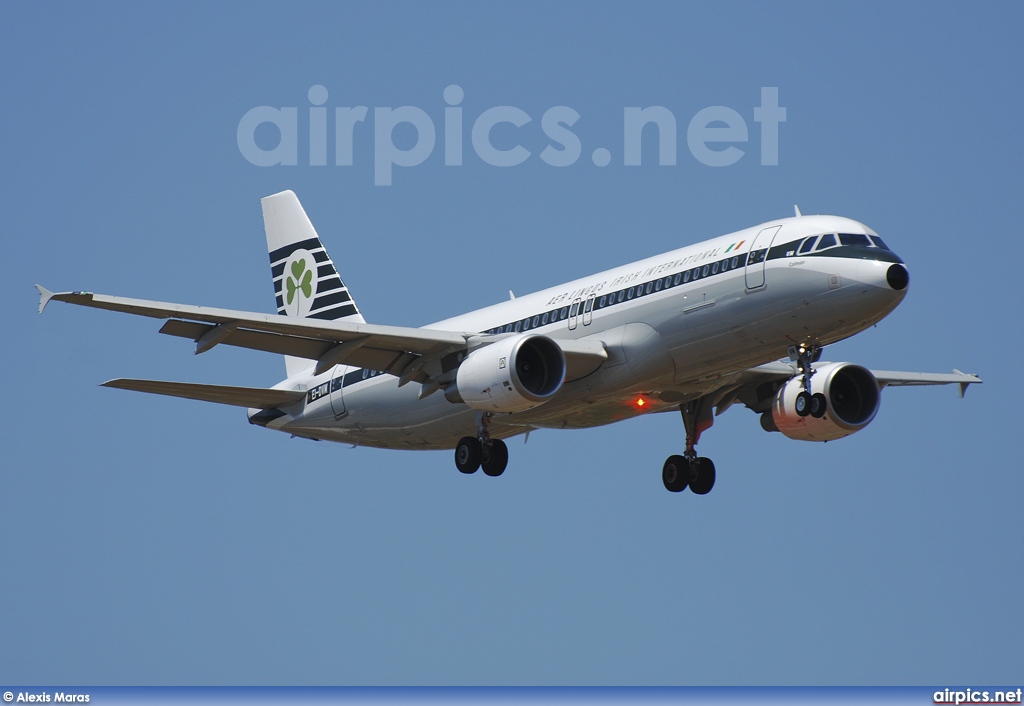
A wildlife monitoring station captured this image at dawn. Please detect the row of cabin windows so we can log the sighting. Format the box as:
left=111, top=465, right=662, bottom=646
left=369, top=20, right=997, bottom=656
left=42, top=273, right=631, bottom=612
left=484, top=251, right=751, bottom=335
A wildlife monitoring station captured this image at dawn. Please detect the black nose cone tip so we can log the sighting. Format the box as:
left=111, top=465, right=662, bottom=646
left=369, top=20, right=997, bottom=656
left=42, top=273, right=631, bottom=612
left=887, top=264, right=909, bottom=291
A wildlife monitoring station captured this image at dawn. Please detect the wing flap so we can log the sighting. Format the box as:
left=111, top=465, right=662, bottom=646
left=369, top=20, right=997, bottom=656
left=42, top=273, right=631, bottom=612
left=157, top=320, right=420, bottom=373
left=159, top=320, right=333, bottom=359
left=101, top=378, right=306, bottom=408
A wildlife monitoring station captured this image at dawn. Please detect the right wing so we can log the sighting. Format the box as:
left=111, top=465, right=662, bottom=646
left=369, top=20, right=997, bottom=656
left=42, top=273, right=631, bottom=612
left=36, top=286, right=608, bottom=386
left=37, top=286, right=471, bottom=383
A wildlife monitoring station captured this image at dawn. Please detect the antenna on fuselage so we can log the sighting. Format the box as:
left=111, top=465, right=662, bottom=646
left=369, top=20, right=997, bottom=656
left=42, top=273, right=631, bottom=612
left=794, top=205, right=803, bottom=217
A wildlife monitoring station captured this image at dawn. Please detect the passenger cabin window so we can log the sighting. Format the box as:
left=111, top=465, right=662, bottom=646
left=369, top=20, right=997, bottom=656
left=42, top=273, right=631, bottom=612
left=839, top=233, right=871, bottom=248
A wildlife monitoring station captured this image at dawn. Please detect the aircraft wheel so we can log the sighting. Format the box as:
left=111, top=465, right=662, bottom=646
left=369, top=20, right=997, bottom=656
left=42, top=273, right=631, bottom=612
left=455, top=436, right=482, bottom=474
left=689, top=457, right=716, bottom=495
left=795, top=391, right=813, bottom=417
left=482, top=439, right=509, bottom=477
left=662, top=455, right=689, bottom=493
left=810, top=393, right=828, bottom=418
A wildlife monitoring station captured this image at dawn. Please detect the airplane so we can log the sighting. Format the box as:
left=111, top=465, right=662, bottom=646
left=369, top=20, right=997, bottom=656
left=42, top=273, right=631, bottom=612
left=36, top=191, right=981, bottom=494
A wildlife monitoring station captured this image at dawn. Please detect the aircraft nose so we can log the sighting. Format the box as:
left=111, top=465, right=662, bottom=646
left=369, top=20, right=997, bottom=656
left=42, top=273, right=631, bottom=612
left=886, top=263, right=909, bottom=291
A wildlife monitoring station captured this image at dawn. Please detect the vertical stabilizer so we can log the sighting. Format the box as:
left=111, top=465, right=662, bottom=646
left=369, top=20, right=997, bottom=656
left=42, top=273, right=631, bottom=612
left=261, top=190, right=365, bottom=377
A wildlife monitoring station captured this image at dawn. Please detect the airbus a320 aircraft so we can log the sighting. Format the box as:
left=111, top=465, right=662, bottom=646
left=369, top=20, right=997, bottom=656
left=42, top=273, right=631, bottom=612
left=37, top=191, right=980, bottom=495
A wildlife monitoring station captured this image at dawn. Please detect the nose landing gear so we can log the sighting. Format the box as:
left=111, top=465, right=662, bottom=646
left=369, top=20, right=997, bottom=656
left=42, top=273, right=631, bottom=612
left=791, top=344, right=828, bottom=419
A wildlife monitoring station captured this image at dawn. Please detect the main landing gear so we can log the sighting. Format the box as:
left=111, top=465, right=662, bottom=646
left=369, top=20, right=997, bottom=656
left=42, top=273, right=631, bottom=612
left=454, top=413, right=509, bottom=477
left=790, top=344, right=827, bottom=419
left=662, top=398, right=717, bottom=495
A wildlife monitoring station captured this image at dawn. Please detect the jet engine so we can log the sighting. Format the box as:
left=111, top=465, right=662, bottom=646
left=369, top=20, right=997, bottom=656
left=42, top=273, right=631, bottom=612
left=763, top=363, right=881, bottom=441
left=447, top=334, right=566, bottom=413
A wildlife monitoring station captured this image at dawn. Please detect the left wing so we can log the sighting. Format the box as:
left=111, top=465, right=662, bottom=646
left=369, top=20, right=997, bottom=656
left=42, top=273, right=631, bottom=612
left=871, top=369, right=981, bottom=397
left=663, top=360, right=982, bottom=439
left=739, top=360, right=982, bottom=396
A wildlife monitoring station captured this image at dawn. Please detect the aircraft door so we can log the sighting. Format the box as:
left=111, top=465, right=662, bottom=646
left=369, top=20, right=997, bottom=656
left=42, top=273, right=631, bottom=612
left=583, top=294, right=595, bottom=326
left=568, top=297, right=581, bottom=330
left=744, top=225, right=781, bottom=289
left=330, top=365, right=347, bottom=417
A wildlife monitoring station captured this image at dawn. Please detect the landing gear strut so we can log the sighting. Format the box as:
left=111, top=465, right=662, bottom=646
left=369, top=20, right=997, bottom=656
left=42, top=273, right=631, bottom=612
left=454, top=413, right=509, bottom=477
left=790, top=343, right=828, bottom=419
left=662, top=398, right=716, bottom=495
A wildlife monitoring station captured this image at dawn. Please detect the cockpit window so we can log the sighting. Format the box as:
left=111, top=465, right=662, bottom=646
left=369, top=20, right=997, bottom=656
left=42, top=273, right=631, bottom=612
left=869, top=235, right=890, bottom=250
left=815, top=233, right=837, bottom=251
left=798, top=236, right=819, bottom=255
left=839, top=233, right=871, bottom=248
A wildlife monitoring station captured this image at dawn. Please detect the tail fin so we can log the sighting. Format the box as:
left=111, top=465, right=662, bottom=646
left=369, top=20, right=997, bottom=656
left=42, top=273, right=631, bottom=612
left=261, top=190, right=365, bottom=377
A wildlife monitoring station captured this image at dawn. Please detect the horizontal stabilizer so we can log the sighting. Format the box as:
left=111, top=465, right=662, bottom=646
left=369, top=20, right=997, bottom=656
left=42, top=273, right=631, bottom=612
left=101, top=379, right=306, bottom=409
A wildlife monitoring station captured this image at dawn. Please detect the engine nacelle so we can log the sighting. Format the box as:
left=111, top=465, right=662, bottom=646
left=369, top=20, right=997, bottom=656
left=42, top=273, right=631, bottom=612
left=449, top=334, right=566, bottom=413
left=766, top=363, right=881, bottom=441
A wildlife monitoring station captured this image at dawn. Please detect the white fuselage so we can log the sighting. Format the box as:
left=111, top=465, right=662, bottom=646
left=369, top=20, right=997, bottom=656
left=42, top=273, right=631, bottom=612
left=261, top=214, right=907, bottom=449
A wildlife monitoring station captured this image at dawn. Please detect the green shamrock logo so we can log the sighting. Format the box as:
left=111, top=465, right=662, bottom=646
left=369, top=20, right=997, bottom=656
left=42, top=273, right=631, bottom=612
left=286, top=258, right=313, bottom=306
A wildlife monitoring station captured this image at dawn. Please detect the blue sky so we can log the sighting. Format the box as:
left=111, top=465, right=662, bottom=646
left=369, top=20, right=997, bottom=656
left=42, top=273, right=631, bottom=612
left=2, top=1, right=1022, bottom=686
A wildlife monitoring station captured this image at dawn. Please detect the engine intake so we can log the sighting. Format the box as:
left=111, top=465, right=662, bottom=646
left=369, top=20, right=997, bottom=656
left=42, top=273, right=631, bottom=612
left=767, top=363, right=881, bottom=441
left=448, top=334, right=566, bottom=413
